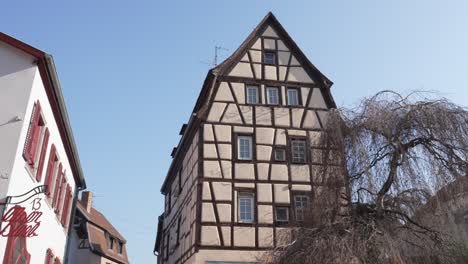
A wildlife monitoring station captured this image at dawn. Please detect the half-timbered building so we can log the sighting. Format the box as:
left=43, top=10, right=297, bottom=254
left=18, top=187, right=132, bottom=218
left=154, top=12, right=343, bottom=264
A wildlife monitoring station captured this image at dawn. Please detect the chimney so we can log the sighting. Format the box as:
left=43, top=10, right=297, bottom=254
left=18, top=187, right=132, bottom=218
left=81, top=191, right=93, bottom=213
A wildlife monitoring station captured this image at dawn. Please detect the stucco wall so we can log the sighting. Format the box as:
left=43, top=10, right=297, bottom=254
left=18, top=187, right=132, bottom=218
left=0, top=41, right=35, bottom=199
left=69, top=230, right=95, bottom=264
left=0, top=42, right=78, bottom=263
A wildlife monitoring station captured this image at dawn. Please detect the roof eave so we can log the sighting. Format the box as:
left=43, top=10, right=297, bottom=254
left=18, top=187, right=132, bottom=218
left=43, top=55, right=87, bottom=188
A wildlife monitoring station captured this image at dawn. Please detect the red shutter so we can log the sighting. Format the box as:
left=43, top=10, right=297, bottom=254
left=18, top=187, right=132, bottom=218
left=55, top=175, right=66, bottom=214
left=35, top=128, right=49, bottom=182
left=45, top=249, right=53, bottom=264
left=52, top=163, right=63, bottom=209
left=2, top=211, right=31, bottom=264
left=61, top=185, right=72, bottom=227
left=44, top=144, right=56, bottom=197
left=23, top=101, right=41, bottom=165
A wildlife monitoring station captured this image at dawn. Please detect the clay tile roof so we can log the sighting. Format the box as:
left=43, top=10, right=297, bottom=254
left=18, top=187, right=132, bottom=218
left=77, top=202, right=129, bottom=263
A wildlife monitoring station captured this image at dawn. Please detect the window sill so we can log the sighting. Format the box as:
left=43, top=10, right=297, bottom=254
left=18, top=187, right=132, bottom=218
left=284, top=105, right=303, bottom=108
left=236, top=159, right=254, bottom=163
left=24, top=164, right=38, bottom=183
left=272, top=159, right=286, bottom=163
left=237, top=221, right=256, bottom=226
left=291, top=161, right=308, bottom=165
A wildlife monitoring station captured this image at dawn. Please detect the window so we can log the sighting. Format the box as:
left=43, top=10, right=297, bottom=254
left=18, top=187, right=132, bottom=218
left=55, top=176, right=66, bottom=216
left=165, top=191, right=171, bottom=215
left=274, top=148, right=286, bottom=162
left=60, top=185, right=72, bottom=227
left=3, top=219, right=31, bottom=264
left=246, top=86, right=259, bottom=104
left=266, top=87, right=279, bottom=105
left=237, top=136, right=253, bottom=160
left=52, top=163, right=63, bottom=209
left=287, top=88, right=300, bottom=106
left=178, top=166, right=183, bottom=194
left=165, top=234, right=170, bottom=259
left=172, top=179, right=179, bottom=201
left=23, top=101, right=50, bottom=182
left=45, top=249, right=54, bottom=264
left=176, top=216, right=181, bottom=245
left=275, top=207, right=289, bottom=224
left=294, top=195, right=309, bottom=221
left=107, top=236, right=114, bottom=250
left=35, top=128, right=49, bottom=182
left=44, top=145, right=57, bottom=198
left=117, top=241, right=123, bottom=254
left=238, top=192, right=254, bottom=223
left=291, top=139, right=307, bottom=163
left=23, top=102, right=43, bottom=166
left=264, top=51, right=276, bottom=65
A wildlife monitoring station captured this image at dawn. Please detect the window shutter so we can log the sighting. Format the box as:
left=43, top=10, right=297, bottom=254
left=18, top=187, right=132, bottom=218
left=61, top=185, right=72, bottom=227
left=45, top=249, right=53, bottom=264
left=35, top=128, right=49, bottom=182
left=55, top=175, right=66, bottom=215
left=44, top=144, right=56, bottom=197
left=23, top=101, right=41, bottom=165
left=55, top=172, right=68, bottom=215
left=52, top=163, right=63, bottom=209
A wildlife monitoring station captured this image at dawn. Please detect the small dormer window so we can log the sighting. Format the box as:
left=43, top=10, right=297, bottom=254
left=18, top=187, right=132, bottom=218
left=264, top=51, right=276, bottom=65
left=117, top=241, right=123, bottom=254
left=107, top=235, right=114, bottom=250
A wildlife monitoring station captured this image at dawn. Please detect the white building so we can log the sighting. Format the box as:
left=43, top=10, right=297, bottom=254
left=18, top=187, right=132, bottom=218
left=0, top=32, right=86, bottom=263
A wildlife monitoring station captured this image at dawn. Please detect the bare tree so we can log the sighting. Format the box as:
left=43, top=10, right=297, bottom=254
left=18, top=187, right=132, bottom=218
left=264, top=91, right=468, bottom=264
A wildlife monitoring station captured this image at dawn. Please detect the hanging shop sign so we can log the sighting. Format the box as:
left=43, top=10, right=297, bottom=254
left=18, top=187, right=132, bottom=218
left=0, top=185, right=46, bottom=238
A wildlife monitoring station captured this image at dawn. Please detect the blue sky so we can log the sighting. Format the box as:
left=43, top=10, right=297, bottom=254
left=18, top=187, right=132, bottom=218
left=2, top=1, right=468, bottom=263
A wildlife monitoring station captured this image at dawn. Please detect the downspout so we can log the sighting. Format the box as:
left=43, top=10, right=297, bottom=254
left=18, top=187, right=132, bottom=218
left=63, top=185, right=85, bottom=264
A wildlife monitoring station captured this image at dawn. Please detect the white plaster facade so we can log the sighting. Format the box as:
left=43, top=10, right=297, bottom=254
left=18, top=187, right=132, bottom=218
left=0, top=33, right=86, bottom=263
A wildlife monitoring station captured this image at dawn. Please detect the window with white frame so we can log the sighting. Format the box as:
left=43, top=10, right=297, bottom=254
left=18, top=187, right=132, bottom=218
left=294, top=195, right=309, bottom=221
left=246, top=86, right=259, bottom=104
left=275, top=207, right=289, bottom=223
left=266, top=87, right=279, bottom=105
left=237, top=135, right=253, bottom=160
left=287, top=88, right=300, bottom=106
left=238, top=192, right=254, bottom=223
left=291, top=138, right=307, bottom=163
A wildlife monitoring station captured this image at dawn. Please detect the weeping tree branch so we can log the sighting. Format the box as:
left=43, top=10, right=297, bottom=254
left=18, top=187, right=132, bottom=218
left=265, top=91, right=468, bottom=264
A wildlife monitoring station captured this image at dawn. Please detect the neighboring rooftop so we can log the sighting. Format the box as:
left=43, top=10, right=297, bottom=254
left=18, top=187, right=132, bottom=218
left=76, top=191, right=129, bottom=264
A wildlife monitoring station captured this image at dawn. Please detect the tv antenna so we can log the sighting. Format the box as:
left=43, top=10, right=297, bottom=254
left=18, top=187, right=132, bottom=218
left=200, top=45, right=229, bottom=67
left=214, top=46, right=229, bottom=66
